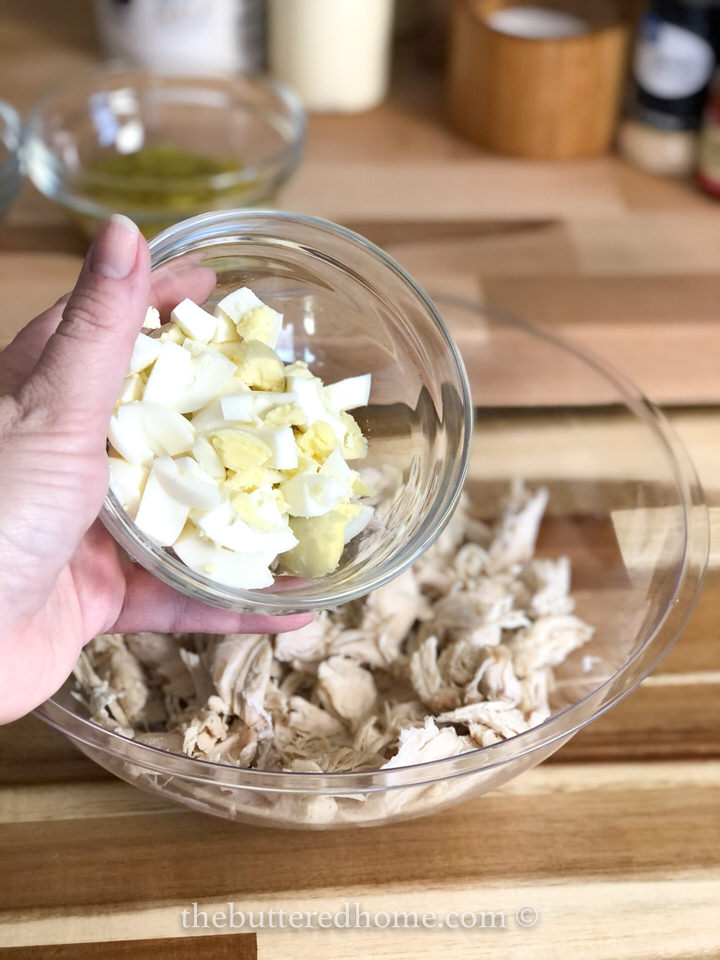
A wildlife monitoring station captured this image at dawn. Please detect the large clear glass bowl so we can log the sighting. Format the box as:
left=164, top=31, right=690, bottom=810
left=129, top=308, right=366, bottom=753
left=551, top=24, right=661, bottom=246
left=101, top=210, right=473, bottom=614
left=23, top=67, right=305, bottom=237
left=36, top=298, right=708, bottom=828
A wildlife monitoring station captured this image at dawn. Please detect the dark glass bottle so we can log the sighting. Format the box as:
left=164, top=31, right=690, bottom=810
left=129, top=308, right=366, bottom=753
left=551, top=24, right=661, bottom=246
left=697, top=69, right=720, bottom=194
left=619, top=0, right=720, bottom=175
left=632, top=0, right=720, bottom=132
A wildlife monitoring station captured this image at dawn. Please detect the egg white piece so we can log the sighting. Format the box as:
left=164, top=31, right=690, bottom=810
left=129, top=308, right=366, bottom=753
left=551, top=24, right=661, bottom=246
left=320, top=448, right=354, bottom=488
left=211, top=310, right=239, bottom=343
left=154, top=455, right=221, bottom=510
left=343, top=504, right=375, bottom=543
left=197, top=500, right=297, bottom=555
left=129, top=333, right=162, bottom=374
left=143, top=306, right=161, bottom=330
left=119, top=401, right=196, bottom=457
left=108, top=457, right=148, bottom=515
left=108, top=411, right=154, bottom=467
left=233, top=485, right=289, bottom=529
left=220, top=391, right=298, bottom=423
left=142, top=340, right=193, bottom=408
left=253, top=426, right=299, bottom=469
left=192, top=437, right=226, bottom=480
left=214, top=286, right=263, bottom=326
left=215, top=287, right=283, bottom=348
left=281, top=473, right=348, bottom=518
left=325, top=373, right=371, bottom=411
left=192, top=398, right=232, bottom=433
left=171, top=298, right=217, bottom=343
left=174, top=531, right=276, bottom=589
left=286, top=376, right=344, bottom=441
left=117, top=373, right=144, bottom=405
left=134, top=461, right=189, bottom=546
left=176, top=348, right=237, bottom=414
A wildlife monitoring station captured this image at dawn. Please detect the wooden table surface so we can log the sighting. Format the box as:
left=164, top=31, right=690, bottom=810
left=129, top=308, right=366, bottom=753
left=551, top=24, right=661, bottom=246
left=1, top=4, right=719, bottom=958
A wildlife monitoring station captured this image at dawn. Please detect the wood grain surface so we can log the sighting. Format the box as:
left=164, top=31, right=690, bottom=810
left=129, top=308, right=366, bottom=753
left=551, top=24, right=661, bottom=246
left=0, top=935, right=257, bottom=960
left=1, top=2, right=719, bottom=958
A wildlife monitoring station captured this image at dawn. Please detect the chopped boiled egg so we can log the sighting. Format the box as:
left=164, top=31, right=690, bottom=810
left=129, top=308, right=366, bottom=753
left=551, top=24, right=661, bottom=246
left=108, top=409, right=153, bottom=467
left=221, top=339, right=286, bottom=391
left=108, top=458, right=148, bottom=515
left=214, top=286, right=263, bottom=326
left=237, top=305, right=283, bottom=349
left=230, top=485, right=287, bottom=531
left=175, top=346, right=236, bottom=414
left=118, top=401, right=195, bottom=458
left=192, top=437, right=226, bottom=480
left=154, top=455, right=221, bottom=510
left=282, top=511, right=348, bottom=578
left=171, top=298, right=217, bottom=342
left=214, top=287, right=283, bottom=348
left=260, top=402, right=306, bottom=429
left=324, top=373, right=372, bottom=411
left=211, top=309, right=240, bottom=344
left=320, top=448, right=356, bottom=493
left=220, top=391, right=298, bottom=424
left=280, top=473, right=348, bottom=518
left=340, top=411, right=368, bottom=460
left=210, top=429, right=272, bottom=471
left=143, top=306, right=161, bottom=330
left=117, top=373, right=144, bottom=405
left=129, top=333, right=162, bottom=374
left=342, top=503, right=375, bottom=543
left=107, top=285, right=374, bottom=589
left=173, top=530, right=276, bottom=589
left=142, top=340, right=193, bottom=408
left=225, top=465, right=282, bottom=493
left=134, top=460, right=189, bottom=547
left=197, top=499, right=297, bottom=555
left=286, top=376, right=344, bottom=441
left=191, top=395, right=243, bottom=434
left=158, top=324, right=187, bottom=345
left=254, top=426, right=298, bottom=470
left=298, top=421, right=337, bottom=463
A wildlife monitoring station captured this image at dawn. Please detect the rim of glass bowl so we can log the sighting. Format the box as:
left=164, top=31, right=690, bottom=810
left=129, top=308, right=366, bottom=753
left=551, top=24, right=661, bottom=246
left=23, top=66, right=306, bottom=219
left=0, top=100, right=22, bottom=199
left=100, top=209, right=474, bottom=614
left=39, top=297, right=709, bottom=795
left=0, top=100, right=21, bottom=165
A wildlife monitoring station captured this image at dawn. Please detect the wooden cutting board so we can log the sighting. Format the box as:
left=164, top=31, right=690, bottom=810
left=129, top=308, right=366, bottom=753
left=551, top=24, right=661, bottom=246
left=1, top=3, right=719, bottom=958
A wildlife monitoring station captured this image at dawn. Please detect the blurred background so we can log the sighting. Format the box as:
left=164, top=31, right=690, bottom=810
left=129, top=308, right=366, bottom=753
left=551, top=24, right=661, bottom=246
left=3, top=0, right=720, bottom=231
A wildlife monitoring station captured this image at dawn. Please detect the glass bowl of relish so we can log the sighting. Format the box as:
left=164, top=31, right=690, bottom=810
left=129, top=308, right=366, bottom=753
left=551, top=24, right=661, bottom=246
left=23, top=67, right=305, bottom=237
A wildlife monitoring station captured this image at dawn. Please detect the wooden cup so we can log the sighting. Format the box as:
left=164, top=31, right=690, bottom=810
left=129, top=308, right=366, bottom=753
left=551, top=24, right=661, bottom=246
left=447, top=0, right=630, bottom=159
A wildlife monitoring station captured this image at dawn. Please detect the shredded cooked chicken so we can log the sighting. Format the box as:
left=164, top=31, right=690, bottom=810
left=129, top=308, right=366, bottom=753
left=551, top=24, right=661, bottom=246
left=72, top=483, right=593, bottom=773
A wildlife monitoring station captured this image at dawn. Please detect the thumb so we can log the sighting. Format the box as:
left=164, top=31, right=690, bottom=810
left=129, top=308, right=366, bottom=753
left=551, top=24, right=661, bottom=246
left=28, top=215, right=151, bottom=430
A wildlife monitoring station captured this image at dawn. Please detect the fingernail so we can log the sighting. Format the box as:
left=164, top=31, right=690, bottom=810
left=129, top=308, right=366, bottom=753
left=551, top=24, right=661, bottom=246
left=90, top=214, right=140, bottom=279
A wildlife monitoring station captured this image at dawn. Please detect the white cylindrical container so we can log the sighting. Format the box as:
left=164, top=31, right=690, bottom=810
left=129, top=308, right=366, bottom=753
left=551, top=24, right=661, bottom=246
left=268, top=0, right=395, bottom=112
left=94, top=0, right=265, bottom=75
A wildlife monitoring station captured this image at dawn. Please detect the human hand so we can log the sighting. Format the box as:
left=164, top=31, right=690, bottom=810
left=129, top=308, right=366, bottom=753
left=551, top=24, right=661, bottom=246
left=0, top=215, right=311, bottom=724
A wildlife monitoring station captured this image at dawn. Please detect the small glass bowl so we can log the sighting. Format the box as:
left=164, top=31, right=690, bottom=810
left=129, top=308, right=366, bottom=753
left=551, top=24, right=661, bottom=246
left=23, top=67, right=305, bottom=237
left=38, top=298, right=708, bottom=828
left=101, top=209, right=473, bottom=615
left=0, top=100, right=22, bottom=217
